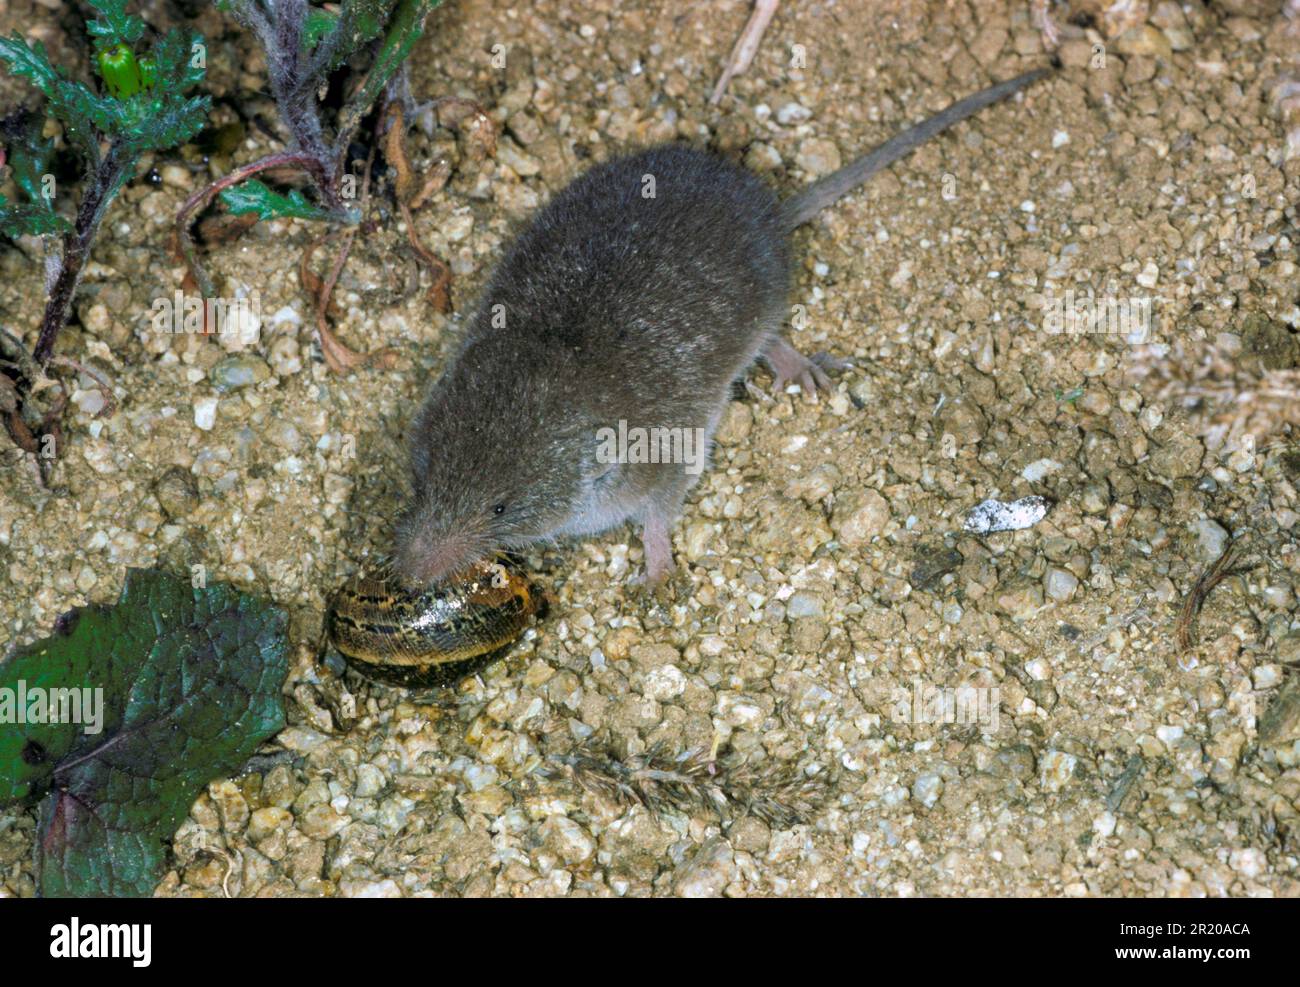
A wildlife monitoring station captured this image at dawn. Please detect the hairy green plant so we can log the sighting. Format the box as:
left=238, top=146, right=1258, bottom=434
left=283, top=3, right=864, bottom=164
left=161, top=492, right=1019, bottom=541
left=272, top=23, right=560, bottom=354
left=176, top=0, right=442, bottom=299
left=0, top=0, right=210, bottom=367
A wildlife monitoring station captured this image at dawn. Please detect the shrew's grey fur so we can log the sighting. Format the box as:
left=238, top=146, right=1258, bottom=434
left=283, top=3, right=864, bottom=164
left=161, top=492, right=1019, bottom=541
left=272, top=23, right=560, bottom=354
left=395, top=68, right=1048, bottom=587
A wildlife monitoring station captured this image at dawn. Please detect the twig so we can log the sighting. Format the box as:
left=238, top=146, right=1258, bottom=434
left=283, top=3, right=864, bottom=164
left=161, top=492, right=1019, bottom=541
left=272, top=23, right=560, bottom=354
left=46, top=355, right=117, bottom=419
left=710, top=0, right=780, bottom=105
left=302, top=145, right=400, bottom=373
left=396, top=200, right=451, bottom=314
left=316, top=227, right=366, bottom=373
left=408, top=159, right=451, bottom=211
left=174, top=150, right=329, bottom=300
left=547, top=741, right=826, bottom=828
left=384, top=101, right=452, bottom=312
left=1176, top=539, right=1241, bottom=651
left=299, top=230, right=344, bottom=318
left=2, top=328, right=69, bottom=484
left=383, top=102, right=418, bottom=203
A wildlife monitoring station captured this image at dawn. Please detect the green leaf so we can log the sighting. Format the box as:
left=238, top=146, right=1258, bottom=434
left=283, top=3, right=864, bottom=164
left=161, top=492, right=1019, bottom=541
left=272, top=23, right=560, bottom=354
left=2, top=110, right=58, bottom=205
left=340, top=0, right=440, bottom=131
left=0, top=34, right=122, bottom=161
left=102, top=30, right=210, bottom=152
left=0, top=194, right=69, bottom=237
left=55, top=79, right=125, bottom=141
left=0, top=34, right=63, bottom=98
left=85, top=0, right=145, bottom=49
left=0, top=23, right=208, bottom=156
left=304, top=7, right=340, bottom=49
left=150, top=28, right=206, bottom=95
left=117, top=93, right=211, bottom=153
left=219, top=178, right=337, bottom=222
left=0, top=568, right=288, bottom=897
left=326, top=0, right=398, bottom=58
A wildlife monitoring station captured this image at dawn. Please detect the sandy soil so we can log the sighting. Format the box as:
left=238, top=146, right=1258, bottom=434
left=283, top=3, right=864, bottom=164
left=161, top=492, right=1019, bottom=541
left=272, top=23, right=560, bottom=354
left=2, top=0, right=1299, bottom=897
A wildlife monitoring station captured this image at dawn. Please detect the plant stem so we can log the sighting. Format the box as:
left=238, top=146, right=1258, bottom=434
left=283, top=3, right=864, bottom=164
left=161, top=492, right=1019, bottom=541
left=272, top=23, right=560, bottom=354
left=265, top=0, right=340, bottom=209
left=33, top=138, right=131, bottom=367
left=281, top=97, right=339, bottom=209
left=334, top=0, right=437, bottom=180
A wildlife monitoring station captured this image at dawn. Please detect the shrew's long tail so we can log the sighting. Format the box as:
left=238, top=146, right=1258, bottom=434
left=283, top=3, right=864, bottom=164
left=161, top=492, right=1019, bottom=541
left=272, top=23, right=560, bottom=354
left=780, top=67, right=1051, bottom=230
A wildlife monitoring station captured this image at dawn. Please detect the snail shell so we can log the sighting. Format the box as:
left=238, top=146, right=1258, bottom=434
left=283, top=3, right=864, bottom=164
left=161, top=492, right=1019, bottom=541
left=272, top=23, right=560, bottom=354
left=327, top=556, right=543, bottom=688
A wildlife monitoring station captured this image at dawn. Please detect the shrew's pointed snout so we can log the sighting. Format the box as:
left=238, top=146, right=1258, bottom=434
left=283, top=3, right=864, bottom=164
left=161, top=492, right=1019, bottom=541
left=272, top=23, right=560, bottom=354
left=392, top=526, right=485, bottom=588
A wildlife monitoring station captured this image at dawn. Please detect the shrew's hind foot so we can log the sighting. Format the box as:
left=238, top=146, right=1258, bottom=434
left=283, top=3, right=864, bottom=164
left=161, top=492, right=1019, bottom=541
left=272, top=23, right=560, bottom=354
left=762, top=337, right=848, bottom=399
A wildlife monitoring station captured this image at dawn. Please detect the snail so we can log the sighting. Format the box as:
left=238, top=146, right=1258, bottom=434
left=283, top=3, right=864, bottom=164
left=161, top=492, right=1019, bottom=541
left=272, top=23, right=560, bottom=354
left=326, top=556, right=544, bottom=688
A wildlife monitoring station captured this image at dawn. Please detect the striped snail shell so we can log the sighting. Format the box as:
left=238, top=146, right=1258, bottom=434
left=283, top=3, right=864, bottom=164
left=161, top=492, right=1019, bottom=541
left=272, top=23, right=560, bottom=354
left=327, top=556, right=543, bottom=688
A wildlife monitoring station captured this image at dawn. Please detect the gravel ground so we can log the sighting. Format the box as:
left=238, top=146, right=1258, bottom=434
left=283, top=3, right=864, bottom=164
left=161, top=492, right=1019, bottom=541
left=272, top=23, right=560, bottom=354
left=2, top=0, right=1299, bottom=897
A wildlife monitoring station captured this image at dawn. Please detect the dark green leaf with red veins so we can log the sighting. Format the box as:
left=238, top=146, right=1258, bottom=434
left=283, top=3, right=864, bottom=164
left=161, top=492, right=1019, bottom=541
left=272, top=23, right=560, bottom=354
left=0, top=568, right=288, bottom=897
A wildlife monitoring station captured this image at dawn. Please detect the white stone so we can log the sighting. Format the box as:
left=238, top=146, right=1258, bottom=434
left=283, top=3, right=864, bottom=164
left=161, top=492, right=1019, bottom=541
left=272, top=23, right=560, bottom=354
left=1189, top=519, right=1230, bottom=561
left=1044, top=567, right=1079, bottom=602
left=193, top=396, right=218, bottom=431
left=1229, top=847, right=1266, bottom=878
left=1021, top=458, right=1062, bottom=482
left=912, top=773, right=943, bottom=808
left=1156, top=725, right=1185, bottom=747
left=776, top=101, right=812, bottom=124
left=354, top=764, right=385, bottom=798
left=1039, top=750, right=1077, bottom=791
left=1253, top=664, right=1282, bottom=690
left=341, top=879, right=403, bottom=898
left=642, top=664, right=686, bottom=700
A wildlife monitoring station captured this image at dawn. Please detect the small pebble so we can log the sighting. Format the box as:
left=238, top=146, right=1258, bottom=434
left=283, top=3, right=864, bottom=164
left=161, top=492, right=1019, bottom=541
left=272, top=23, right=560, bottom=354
left=1189, top=519, right=1230, bottom=561
left=193, top=396, right=218, bottom=431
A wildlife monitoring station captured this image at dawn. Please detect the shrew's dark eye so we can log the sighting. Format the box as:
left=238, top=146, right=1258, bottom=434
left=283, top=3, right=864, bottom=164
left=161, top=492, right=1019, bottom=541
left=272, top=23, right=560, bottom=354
left=493, top=503, right=506, bottom=516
